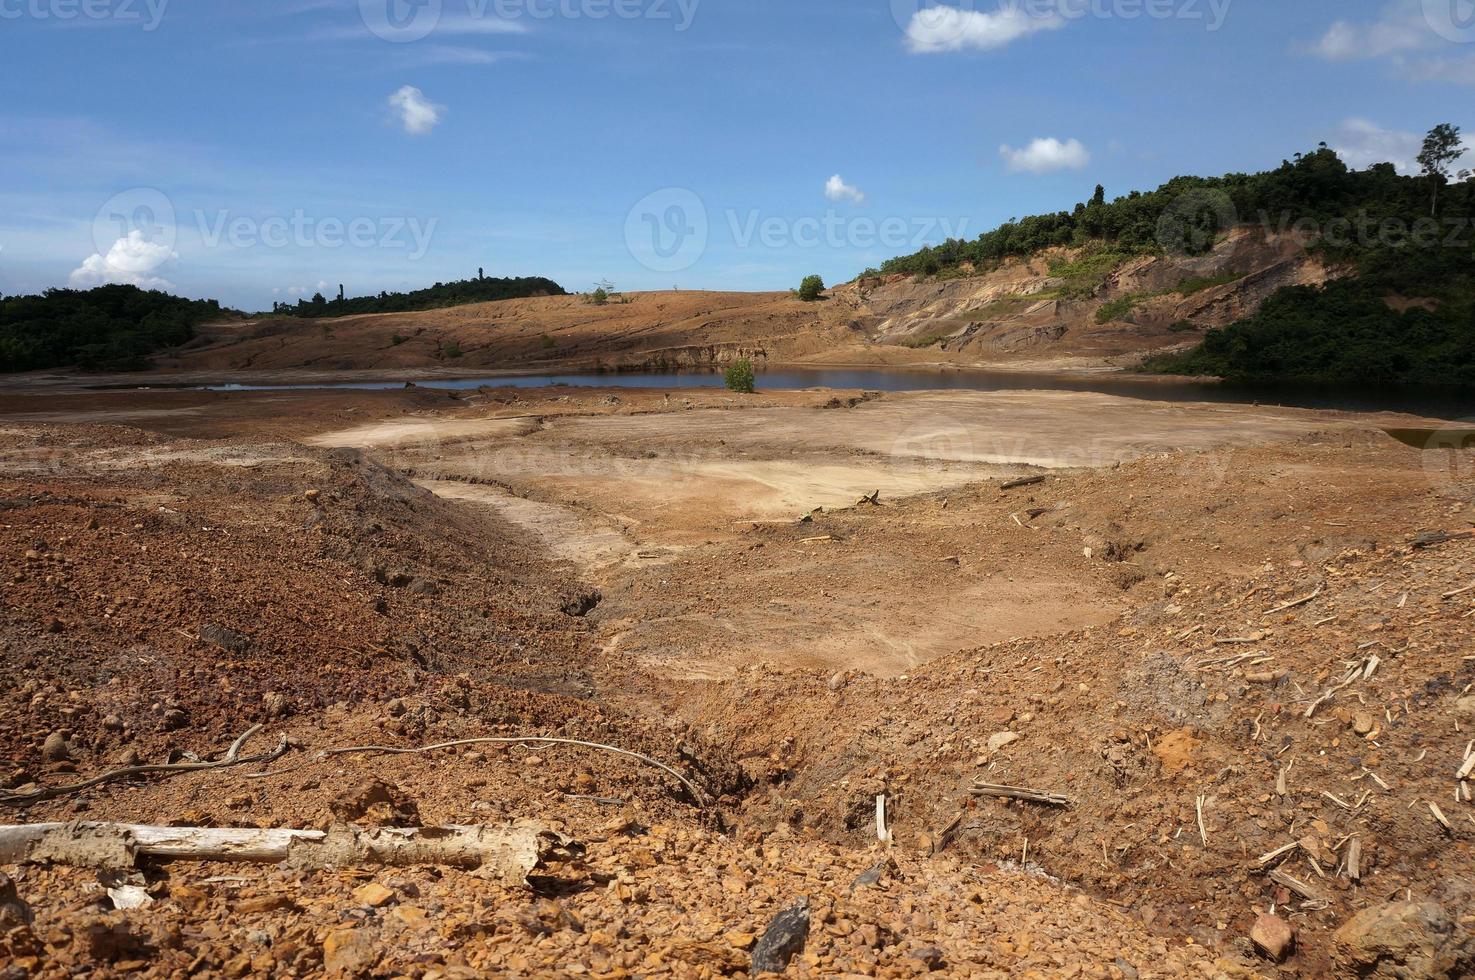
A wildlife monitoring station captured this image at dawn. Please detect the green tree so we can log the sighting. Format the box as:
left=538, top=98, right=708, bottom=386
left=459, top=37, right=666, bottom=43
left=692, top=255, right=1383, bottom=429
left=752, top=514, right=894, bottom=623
left=1418, top=123, right=1466, bottom=216
left=798, top=275, right=825, bottom=301
left=724, top=358, right=756, bottom=393
left=590, top=288, right=609, bottom=306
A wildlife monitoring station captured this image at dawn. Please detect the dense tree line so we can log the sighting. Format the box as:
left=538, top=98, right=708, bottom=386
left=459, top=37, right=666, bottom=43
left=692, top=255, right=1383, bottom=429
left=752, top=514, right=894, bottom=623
left=0, top=285, right=225, bottom=373
left=270, top=274, right=566, bottom=319
left=874, top=145, right=1472, bottom=277
left=874, top=134, right=1475, bottom=388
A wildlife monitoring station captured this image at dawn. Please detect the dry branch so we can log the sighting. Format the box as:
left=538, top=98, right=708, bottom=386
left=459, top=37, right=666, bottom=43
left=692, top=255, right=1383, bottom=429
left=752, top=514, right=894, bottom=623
left=1265, top=585, right=1324, bottom=615
left=999, top=476, right=1046, bottom=491
left=970, top=782, right=1072, bottom=807
left=320, top=736, right=705, bottom=805
left=0, top=726, right=287, bottom=807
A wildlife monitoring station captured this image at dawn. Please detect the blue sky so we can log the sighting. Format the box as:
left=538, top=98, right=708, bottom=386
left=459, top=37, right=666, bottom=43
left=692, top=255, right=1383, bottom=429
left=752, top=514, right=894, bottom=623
left=1, top=0, right=1472, bottom=309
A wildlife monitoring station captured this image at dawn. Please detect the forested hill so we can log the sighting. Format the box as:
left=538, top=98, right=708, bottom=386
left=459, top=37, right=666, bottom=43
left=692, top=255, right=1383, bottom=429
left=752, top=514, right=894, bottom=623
left=872, top=135, right=1475, bottom=389
left=267, top=274, right=567, bottom=319
left=0, top=285, right=227, bottom=373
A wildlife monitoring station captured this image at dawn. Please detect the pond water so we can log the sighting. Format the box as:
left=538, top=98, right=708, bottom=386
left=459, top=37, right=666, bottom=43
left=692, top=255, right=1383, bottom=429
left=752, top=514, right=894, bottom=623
left=200, top=367, right=1470, bottom=419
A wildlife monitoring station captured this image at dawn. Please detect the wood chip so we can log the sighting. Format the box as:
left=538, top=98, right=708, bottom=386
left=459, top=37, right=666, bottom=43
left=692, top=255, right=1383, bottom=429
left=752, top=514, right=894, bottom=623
left=1267, top=868, right=1331, bottom=904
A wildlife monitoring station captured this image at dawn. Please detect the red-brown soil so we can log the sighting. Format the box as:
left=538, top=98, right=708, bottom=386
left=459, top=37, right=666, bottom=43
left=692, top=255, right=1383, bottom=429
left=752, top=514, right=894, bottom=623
left=0, top=381, right=1472, bottom=978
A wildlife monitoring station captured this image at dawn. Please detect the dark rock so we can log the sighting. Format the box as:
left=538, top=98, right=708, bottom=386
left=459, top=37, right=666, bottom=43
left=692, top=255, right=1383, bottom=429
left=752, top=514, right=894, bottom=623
left=198, top=623, right=251, bottom=654
left=751, top=898, right=810, bottom=974
left=0, top=872, right=33, bottom=927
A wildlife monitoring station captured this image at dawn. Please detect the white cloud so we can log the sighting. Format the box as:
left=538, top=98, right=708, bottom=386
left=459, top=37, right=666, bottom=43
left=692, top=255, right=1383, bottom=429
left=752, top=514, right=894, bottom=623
left=999, top=137, right=1090, bottom=175
left=68, top=231, right=176, bottom=289
left=824, top=174, right=865, bottom=204
left=904, top=3, right=1065, bottom=53
left=1310, top=0, right=1475, bottom=83
left=388, top=86, right=444, bottom=135
left=276, top=281, right=330, bottom=297
left=1329, top=118, right=1423, bottom=175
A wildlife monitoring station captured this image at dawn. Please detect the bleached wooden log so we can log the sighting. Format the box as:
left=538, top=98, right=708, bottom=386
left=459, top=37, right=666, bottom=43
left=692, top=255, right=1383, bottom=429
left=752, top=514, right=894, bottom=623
left=0, top=822, right=575, bottom=882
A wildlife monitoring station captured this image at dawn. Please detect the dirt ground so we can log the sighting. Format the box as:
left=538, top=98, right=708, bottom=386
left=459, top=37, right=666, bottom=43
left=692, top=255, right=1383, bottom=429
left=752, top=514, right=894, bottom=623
left=1, top=380, right=1473, bottom=978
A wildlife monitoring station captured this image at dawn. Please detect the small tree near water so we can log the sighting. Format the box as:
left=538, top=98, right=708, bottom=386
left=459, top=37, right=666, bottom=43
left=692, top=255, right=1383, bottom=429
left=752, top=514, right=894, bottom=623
left=725, top=358, right=756, bottom=394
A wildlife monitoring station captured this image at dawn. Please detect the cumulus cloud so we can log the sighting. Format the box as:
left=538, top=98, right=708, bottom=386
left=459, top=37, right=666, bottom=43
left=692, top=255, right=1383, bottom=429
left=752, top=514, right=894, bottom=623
left=1329, top=118, right=1424, bottom=175
left=69, top=231, right=176, bottom=289
left=999, top=137, right=1090, bottom=175
left=388, top=85, right=444, bottom=135
left=904, top=4, right=1065, bottom=54
left=824, top=174, right=865, bottom=204
left=274, top=280, right=330, bottom=297
left=1311, top=0, right=1475, bottom=83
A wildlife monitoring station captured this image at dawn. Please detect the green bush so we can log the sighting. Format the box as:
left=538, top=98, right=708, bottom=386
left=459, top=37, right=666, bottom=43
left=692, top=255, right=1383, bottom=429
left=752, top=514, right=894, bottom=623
left=443, top=341, right=463, bottom=359
left=1095, top=294, right=1142, bottom=324
left=390, top=334, right=407, bottom=346
left=725, top=358, right=756, bottom=393
left=590, top=288, right=608, bottom=306
left=798, top=275, right=825, bottom=302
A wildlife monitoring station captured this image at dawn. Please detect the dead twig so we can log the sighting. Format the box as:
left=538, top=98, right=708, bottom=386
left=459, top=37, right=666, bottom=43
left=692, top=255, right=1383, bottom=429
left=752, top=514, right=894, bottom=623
left=0, top=726, right=287, bottom=807
left=1265, top=585, right=1324, bottom=615
left=320, top=736, right=706, bottom=806
left=970, top=782, right=1072, bottom=807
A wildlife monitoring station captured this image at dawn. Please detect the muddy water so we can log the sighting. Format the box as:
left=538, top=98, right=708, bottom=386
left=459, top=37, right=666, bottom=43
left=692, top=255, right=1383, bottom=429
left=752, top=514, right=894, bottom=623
left=203, top=369, right=1470, bottom=418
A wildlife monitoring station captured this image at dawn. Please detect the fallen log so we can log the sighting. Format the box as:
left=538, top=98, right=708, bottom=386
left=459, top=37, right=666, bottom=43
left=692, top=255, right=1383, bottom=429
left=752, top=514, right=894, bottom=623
left=999, top=476, right=1046, bottom=491
left=0, top=821, right=577, bottom=882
